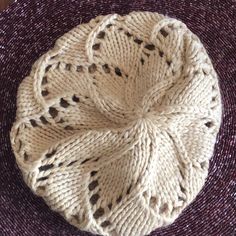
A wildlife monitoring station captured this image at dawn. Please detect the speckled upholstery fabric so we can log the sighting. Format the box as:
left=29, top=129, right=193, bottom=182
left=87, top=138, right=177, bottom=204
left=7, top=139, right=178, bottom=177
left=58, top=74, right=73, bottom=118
left=0, top=1, right=235, bottom=236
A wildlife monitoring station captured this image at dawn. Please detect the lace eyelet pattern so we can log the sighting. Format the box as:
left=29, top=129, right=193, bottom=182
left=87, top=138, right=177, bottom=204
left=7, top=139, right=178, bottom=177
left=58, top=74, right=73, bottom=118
left=10, top=11, right=222, bottom=236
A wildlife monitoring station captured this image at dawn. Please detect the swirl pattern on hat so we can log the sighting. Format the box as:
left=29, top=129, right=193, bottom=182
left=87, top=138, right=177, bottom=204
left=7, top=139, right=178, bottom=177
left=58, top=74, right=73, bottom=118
left=10, top=11, right=222, bottom=236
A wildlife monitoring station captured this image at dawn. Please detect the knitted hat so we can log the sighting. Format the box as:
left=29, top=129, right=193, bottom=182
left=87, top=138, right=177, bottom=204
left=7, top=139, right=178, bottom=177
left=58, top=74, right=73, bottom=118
left=10, top=11, right=221, bottom=236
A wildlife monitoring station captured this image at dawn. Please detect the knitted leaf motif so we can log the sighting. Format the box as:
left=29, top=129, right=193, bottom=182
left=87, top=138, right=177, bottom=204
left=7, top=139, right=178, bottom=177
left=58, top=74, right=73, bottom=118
left=10, top=12, right=221, bottom=236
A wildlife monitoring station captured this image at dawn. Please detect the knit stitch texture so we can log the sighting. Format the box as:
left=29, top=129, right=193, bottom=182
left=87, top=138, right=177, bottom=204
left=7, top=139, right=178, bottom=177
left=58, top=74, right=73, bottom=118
left=10, top=12, right=221, bottom=236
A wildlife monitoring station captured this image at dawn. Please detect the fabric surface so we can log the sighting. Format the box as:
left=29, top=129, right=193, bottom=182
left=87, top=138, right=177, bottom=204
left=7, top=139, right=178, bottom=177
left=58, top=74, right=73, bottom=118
left=9, top=11, right=222, bottom=236
left=0, top=1, right=235, bottom=236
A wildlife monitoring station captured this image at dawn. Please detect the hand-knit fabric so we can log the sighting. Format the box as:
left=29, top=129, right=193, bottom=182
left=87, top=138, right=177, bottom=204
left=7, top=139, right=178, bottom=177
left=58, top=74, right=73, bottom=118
left=10, top=11, right=222, bottom=236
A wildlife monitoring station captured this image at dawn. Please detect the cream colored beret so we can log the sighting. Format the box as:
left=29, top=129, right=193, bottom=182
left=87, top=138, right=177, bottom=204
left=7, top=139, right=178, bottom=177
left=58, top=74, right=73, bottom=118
left=10, top=11, right=222, bottom=236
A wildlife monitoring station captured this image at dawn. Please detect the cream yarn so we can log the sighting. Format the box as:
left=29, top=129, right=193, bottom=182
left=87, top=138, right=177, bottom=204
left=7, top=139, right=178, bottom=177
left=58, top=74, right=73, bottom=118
left=10, top=11, right=222, bottom=236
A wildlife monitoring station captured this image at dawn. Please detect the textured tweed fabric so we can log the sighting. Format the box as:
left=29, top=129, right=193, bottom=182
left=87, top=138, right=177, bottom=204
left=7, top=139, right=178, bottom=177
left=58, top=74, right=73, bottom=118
left=9, top=11, right=222, bottom=236
left=0, top=1, right=235, bottom=236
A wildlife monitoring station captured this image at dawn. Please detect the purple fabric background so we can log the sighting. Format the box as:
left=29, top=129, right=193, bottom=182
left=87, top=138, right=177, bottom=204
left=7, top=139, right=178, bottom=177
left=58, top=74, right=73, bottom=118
left=0, top=0, right=235, bottom=235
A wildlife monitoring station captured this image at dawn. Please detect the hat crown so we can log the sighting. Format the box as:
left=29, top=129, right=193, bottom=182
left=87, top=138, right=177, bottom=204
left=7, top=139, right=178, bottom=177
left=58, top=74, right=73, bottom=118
left=10, top=11, right=222, bottom=236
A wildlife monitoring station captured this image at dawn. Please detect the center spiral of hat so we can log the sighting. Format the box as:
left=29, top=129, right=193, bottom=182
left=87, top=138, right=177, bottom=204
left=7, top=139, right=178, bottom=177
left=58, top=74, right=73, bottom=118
left=10, top=11, right=221, bottom=236
left=133, top=107, right=149, bottom=120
